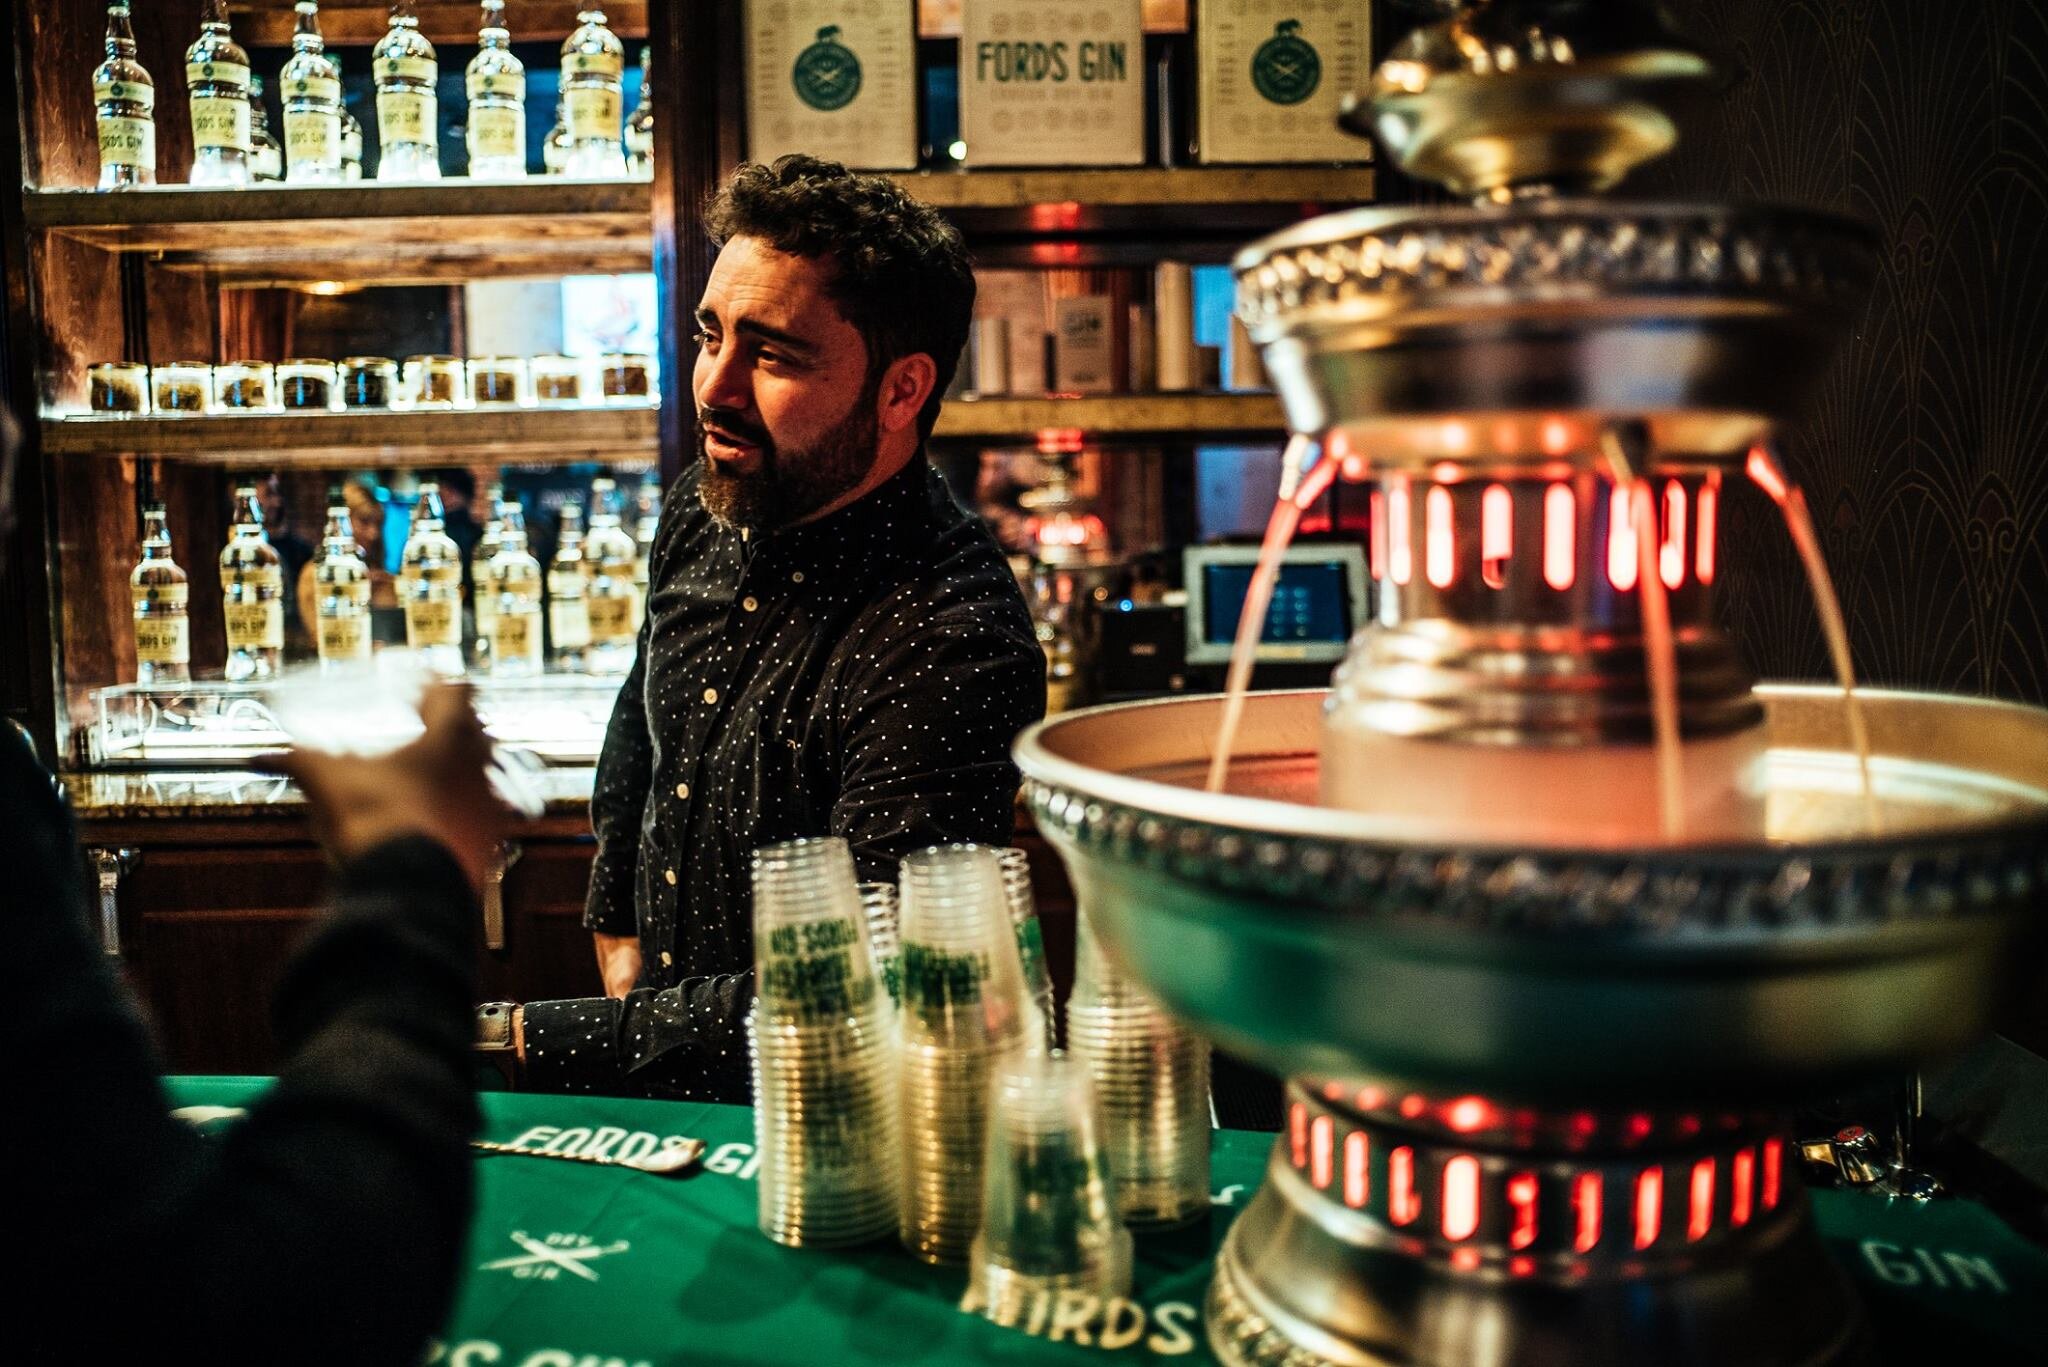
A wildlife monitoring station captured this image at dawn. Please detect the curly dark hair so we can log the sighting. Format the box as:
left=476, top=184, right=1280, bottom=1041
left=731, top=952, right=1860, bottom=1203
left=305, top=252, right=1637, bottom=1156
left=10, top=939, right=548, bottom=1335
left=703, top=155, right=975, bottom=440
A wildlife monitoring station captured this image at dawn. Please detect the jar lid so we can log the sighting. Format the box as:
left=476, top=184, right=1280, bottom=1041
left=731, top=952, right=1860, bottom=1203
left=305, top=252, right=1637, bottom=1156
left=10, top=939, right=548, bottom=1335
left=89, top=360, right=147, bottom=371
left=281, top=357, right=335, bottom=368
left=165, top=359, right=212, bottom=370
left=341, top=355, right=396, bottom=368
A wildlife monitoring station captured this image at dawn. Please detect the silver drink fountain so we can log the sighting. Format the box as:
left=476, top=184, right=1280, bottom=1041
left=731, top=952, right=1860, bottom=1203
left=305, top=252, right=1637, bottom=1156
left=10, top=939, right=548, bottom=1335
left=1013, top=2, right=2048, bottom=1364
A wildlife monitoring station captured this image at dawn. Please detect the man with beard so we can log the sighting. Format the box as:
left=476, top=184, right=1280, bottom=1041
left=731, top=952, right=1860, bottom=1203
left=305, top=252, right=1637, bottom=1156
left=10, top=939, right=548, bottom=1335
left=505, top=156, right=1044, bottom=1101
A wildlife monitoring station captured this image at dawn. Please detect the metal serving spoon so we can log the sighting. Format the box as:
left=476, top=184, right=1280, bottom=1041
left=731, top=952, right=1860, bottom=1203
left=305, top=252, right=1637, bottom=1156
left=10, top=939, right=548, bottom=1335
left=470, top=1136, right=706, bottom=1177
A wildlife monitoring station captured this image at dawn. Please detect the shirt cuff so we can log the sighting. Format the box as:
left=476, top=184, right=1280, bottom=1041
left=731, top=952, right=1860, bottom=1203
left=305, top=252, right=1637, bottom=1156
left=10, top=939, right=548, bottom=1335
left=520, top=995, right=630, bottom=1094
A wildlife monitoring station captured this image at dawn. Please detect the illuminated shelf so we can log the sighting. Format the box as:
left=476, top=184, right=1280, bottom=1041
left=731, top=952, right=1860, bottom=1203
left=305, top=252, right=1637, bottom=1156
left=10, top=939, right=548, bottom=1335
left=23, top=180, right=652, bottom=285
left=932, top=391, right=1284, bottom=440
left=892, top=165, right=1374, bottom=210
left=41, top=404, right=658, bottom=468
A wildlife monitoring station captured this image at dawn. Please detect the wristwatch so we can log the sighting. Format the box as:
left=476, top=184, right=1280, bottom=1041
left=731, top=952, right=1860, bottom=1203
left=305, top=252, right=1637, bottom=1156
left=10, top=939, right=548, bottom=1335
left=475, top=1001, right=519, bottom=1054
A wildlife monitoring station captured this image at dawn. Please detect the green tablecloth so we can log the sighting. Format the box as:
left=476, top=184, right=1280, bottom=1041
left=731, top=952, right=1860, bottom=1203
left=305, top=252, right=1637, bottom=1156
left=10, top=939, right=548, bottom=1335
left=165, top=1079, right=2046, bottom=1367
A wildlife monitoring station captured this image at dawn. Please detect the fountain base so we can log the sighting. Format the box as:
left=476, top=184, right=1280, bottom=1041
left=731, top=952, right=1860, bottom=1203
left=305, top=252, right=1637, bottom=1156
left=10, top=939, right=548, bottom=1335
left=1206, top=1082, right=1865, bottom=1367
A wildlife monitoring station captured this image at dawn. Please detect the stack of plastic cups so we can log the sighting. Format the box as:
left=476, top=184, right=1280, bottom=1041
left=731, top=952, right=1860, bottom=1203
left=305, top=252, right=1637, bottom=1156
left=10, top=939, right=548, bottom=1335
left=897, top=843, right=1035, bottom=1264
left=749, top=837, right=900, bottom=1248
left=1065, top=907, right=1212, bottom=1228
left=997, top=846, right=1060, bottom=1051
left=963, top=1049, right=1133, bottom=1330
left=859, top=880, right=902, bottom=1023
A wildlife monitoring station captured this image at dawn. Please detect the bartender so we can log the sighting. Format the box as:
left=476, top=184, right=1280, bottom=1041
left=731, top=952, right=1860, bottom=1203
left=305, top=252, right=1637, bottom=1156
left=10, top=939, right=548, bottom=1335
left=488, top=157, right=1045, bottom=1101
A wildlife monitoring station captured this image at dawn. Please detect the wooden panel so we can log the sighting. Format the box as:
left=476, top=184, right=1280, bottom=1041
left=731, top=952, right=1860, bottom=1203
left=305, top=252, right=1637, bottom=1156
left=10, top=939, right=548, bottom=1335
left=42, top=404, right=659, bottom=466
left=891, top=165, right=1375, bottom=209
left=933, top=391, right=1282, bottom=440
left=227, top=2, right=650, bottom=45
left=478, top=838, right=606, bottom=1004
left=919, top=0, right=1188, bottom=37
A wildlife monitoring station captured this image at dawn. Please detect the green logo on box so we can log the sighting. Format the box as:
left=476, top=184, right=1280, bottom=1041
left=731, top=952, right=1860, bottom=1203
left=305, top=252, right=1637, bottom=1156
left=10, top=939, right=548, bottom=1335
left=1252, top=19, right=1320, bottom=106
left=793, top=25, right=861, bottom=112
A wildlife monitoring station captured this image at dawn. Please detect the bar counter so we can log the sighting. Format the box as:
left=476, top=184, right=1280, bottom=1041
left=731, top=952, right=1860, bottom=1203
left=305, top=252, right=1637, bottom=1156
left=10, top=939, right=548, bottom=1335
left=164, top=1077, right=2044, bottom=1366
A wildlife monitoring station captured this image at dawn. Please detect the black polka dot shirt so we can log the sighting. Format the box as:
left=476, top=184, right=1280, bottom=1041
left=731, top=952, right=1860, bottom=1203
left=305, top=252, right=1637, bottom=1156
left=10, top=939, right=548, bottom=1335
left=522, top=454, right=1046, bottom=1101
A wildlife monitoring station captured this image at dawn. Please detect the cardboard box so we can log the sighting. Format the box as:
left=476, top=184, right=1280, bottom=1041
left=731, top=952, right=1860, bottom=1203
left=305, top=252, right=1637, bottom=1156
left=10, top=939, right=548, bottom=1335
left=1197, top=0, right=1372, bottom=164
left=960, top=0, right=1145, bottom=167
left=746, top=1, right=917, bottom=169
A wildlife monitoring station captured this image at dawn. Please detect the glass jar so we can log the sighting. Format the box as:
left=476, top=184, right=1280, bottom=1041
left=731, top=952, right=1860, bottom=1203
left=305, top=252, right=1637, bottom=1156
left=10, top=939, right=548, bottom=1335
left=88, top=362, right=151, bottom=414
left=469, top=356, right=527, bottom=406
left=278, top=358, right=338, bottom=411
left=404, top=354, right=463, bottom=408
left=531, top=354, right=585, bottom=405
left=598, top=352, right=653, bottom=403
left=340, top=356, right=398, bottom=409
left=214, top=361, right=276, bottom=411
left=152, top=362, right=213, bottom=414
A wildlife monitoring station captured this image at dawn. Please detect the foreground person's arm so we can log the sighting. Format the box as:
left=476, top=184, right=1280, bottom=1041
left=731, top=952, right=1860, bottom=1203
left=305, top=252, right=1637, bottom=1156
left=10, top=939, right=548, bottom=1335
left=10, top=688, right=504, bottom=1366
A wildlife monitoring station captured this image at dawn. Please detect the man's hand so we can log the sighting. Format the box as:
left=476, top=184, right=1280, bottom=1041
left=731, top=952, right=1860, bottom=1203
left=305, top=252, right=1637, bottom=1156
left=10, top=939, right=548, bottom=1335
left=270, top=682, right=513, bottom=892
left=594, top=933, right=642, bottom=998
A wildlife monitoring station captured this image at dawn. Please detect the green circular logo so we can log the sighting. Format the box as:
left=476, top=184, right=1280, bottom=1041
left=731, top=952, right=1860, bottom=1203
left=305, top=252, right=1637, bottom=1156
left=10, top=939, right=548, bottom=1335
left=792, top=25, right=861, bottom=112
left=1251, top=20, right=1321, bottom=106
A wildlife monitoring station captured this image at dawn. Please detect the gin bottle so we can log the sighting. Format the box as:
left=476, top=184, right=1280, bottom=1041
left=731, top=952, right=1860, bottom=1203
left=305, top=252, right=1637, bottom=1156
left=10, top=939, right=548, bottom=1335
left=624, top=45, right=654, bottom=180
left=248, top=76, right=284, bottom=181
left=219, top=483, right=283, bottom=681
left=542, top=99, right=570, bottom=174
left=374, top=0, right=440, bottom=181
left=131, top=504, right=189, bottom=684
left=560, top=8, right=626, bottom=178
left=631, top=473, right=660, bottom=628
left=489, top=499, right=544, bottom=676
left=548, top=502, right=591, bottom=670
left=340, top=87, right=364, bottom=179
left=313, top=486, right=372, bottom=667
left=93, top=3, right=156, bottom=190
left=280, top=1, right=344, bottom=183
left=466, top=0, right=527, bottom=178
left=398, top=481, right=464, bottom=674
left=471, top=483, right=505, bottom=663
left=584, top=478, right=639, bottom=674
left=185, top=0, right=251, bottom=187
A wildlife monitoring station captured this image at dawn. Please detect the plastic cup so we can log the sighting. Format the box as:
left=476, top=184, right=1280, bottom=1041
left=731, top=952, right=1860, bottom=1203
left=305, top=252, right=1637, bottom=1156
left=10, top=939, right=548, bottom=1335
left=997, top=847, right=1059, bottom=1050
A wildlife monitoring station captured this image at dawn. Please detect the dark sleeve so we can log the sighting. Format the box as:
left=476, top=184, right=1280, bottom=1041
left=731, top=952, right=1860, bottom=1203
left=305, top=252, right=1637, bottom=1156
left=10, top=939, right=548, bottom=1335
left=585, top=612, right=652, bottom=937
left=523, top=972, right=753, bottom=1103
left=9, top=726, right=479, bottom=1364
left=831, top=596, right=1048, bottom=879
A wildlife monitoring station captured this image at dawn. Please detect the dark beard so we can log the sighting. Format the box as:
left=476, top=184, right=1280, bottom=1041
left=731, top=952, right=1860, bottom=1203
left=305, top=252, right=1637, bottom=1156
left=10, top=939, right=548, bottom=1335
left=697, top=388, right=880, bottom=531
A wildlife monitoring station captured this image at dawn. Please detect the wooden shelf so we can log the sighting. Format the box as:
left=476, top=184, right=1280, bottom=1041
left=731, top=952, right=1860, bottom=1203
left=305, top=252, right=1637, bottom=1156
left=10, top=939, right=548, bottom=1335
left=24, top=180, right=652, bottom=285
left=933, top=392, right=1284, bottom=441
left=41, top=404, right=658, bottom=468
left=891, top=166, right=1374, bottom=211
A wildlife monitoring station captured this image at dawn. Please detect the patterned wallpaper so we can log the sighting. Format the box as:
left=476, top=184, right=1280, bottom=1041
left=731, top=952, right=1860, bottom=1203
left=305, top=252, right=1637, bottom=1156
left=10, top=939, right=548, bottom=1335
left=1643, top=0, right=2048, bottom=703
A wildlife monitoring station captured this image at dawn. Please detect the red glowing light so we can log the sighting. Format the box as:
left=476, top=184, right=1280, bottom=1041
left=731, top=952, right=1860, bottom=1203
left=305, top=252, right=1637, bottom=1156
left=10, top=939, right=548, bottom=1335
left=1634, top=1167, right=1664, bottom=1249
left=1368, top=492, right=1387, bottom=580
left=1543, top=484, right=1576, bottom=590
left=1342, top=453, right=1372, bottom=481
left=1569, top=1111, right=1600, bottom=1141
left=1661, top=482, right=1687, bottom=589
left=1425, top=486, right=1456, bottom=587
left=1507, top=1173, right=1540, bottom=1250
left=1310, top=1115, right=1335, bottom=1190
left=1289, top=1103, right=1308, bottom=1170
left=1481, top=485, right=1512, bottom=589
left=1625, top=1113, right=1654, bottom=1143
left=1322, top=1080, right=1347, bottom=1102
left=1696, top=474, right=1720, bottom=584
left=1444, top=1097, right=1497, bottom=1134
left=1731, top=1148, right=1755, bottom=1227
left=1746, top=445, right=1789, bottom=505
left=1292, top=456, right=1339, bottom=511
left=1355, top=1086, right=1386, bottom=1111
left=1442, top=1156, right=1481, bottom=1241
left=1029, top=200, right=1085, bottom=230
left=1675, top=1114, right=1702, bottom=1139
left=1540, top=417, right=1574, bottom=455
left=1450, top=1247, right=1482, bottom=1272
left=1572, top=1173, right=1603, bottom=1253
left=1509, top=1255, right=1537, bottom=1278
left=1399, top=1094, right=1427, bottom=1120
left=1762, top=1137, right=1784, bottom=1211
left=1344, top=1131, right=1370, bottom=1208
left=1688, top=1158, right=1716, bottom=1242
left=1389, top=479, right=1414, bottom=586
left=1035, top=426, right=1085, bottom=454
left=1608, top=484, right=1638, bottom=591
left=1389, top=1147, right=1420, bottom=1225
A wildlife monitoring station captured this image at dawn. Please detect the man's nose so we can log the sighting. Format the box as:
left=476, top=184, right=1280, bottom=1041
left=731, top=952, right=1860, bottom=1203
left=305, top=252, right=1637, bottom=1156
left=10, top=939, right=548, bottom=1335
left=694, top=339, right=753, bottom=414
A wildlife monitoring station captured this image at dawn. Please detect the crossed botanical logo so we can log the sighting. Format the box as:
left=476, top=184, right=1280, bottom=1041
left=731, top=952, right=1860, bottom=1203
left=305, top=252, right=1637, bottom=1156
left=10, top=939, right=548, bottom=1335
left=1252, top=19, right=1321, bottom=106
left=793, top=24, right=862, bottom=112
left=479, top=1230, right=631, bottom=1282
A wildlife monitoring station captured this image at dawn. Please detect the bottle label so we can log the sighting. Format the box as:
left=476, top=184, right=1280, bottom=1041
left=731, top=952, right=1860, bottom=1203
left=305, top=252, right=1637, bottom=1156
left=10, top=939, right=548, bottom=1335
left=378, top=55, right=438, bottom=84
left=189, top=94, right=250, bottom=151
left=566, top=51, right=625, bottom=78
left=468, top=105, right=524, bottom=161
left=98, top=115, right=155, bottom=168
left=405, top=597, right=461, bottom=647
left=95, top=80, right=155, bottom=110
left=284, top=75, right=342, bottom=105
left=134, top=614, right=191, bottom=666
left=588, top=592, right=634, bottom=643
left=493, top=610, right=539, bottom=659
left=317, top=615, right=370, bottom=661
left=467, top=69, right=526, bottom=101
left=186, top=60, right=250, bottom=91
left=549, top=597, right=591, bottom=649
left=284, top=109, right=341, bottom=166
left=224, top=600, right=284, bottom=651
left=566, top=87, right=621, bottom=140
left=377, top=89, right=437, bottom=144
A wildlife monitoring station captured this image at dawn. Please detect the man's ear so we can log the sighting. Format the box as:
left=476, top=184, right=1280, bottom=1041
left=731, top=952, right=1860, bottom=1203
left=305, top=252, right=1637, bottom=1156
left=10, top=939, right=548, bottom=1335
left=875, top=352, right=938, bottom=436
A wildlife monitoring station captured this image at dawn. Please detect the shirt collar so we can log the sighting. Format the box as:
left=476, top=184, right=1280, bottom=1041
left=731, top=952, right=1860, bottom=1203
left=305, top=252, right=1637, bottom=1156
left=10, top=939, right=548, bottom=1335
left=745, top=451, right=934, bottom=567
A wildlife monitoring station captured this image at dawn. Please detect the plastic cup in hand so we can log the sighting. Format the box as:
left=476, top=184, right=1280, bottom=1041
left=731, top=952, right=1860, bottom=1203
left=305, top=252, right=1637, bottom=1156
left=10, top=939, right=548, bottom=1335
left=997, top=846, right=1059, bottom=1051
left=963, top=1049, right=1133, bottom=1331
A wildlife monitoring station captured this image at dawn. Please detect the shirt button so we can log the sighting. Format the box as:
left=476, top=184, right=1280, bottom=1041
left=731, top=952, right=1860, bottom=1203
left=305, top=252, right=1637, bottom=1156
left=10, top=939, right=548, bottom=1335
left=660, top=952, right=673, bottom=967
left=741, top=596, right=758, bottom=612
left=675, top=781, right=690, bottom=799
left=664, top=868, right=677, bottom=886
left=702, top=687, right=718, bottom=704
left=791, top=571, right=805, bottom=583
